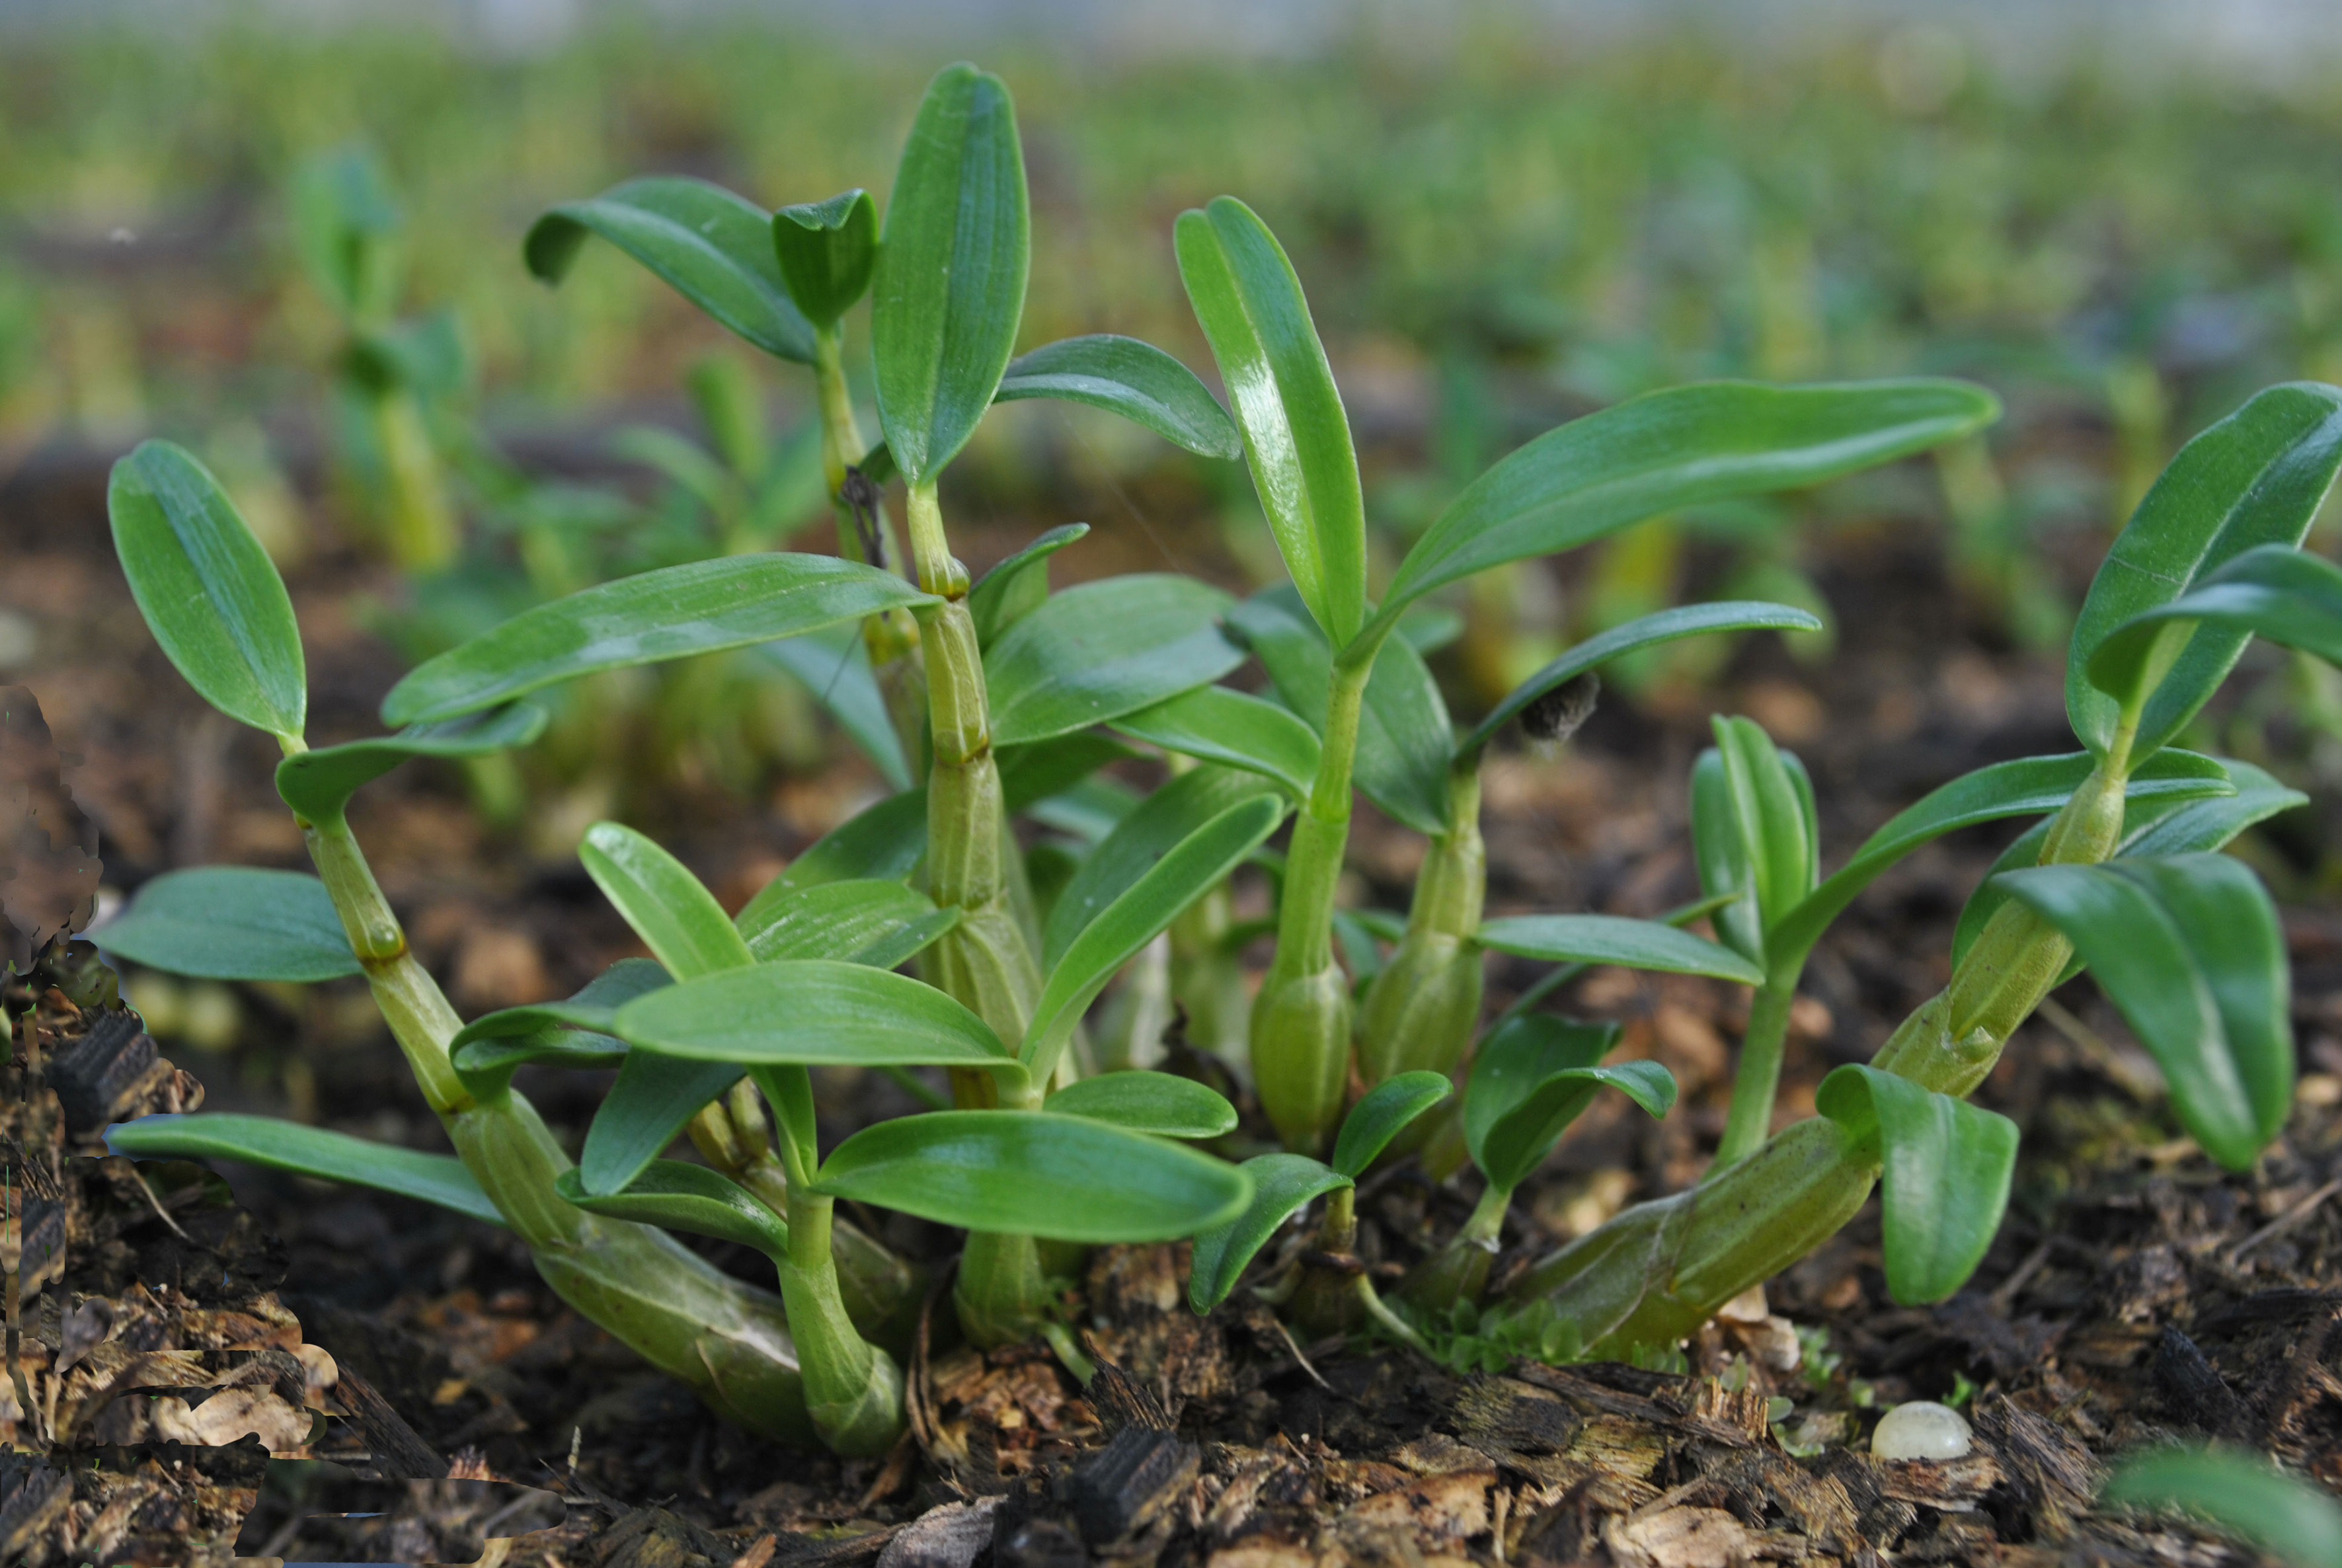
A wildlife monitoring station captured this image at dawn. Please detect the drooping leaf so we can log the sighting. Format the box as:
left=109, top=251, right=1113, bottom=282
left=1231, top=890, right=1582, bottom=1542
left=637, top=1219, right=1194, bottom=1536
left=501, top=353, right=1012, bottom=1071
left=1372, top=379, right=1998, bottom=646
left=449, top=958, right=668, bottom=1100
left=2068, top=382, right=2342, bottom=758
left=969, top=523, right=1088, bottom=647
left=524, top=176, right=816, bottom=362
left=1187, top=1153, right=1349, bottom=1313
left=1460, top=602, right=1822, bottom=758
left=1044, top=1072, right=1239, bottom=1138
left=1175, top=197, right=1366, bottom=647
left=1767, top=749, right=2235, bottom=978
left=1226, top=588, right=1452, bottom=835
left=108, top=1113, right=500, bottom=1226
left=2103, top=1445, right=2342, bottom=1568
left=580, top=822, right=755, bottom=980
left=615, top=960, right=1023, bottom=1083
left=984, top=574, right=1245, bottom=748
left=817, top=1110, right=1249, bottom=1243
left=578, top=1051, right=746, bottom=1196
left=735, top=878, right=959, bottom=968
left=871, top=63, right=1029, bottom=487
left=382, top=554, right=935, bottom=726
left=2089, top=543, right=2342, bottom=724
left=1996, top=855, right=2293, bottom=1171
left=994, top=334, right=1242, bottom=459
left=1473, top=914, right=1764, bottom=986
left=756, top=624, right=911, bottom=790
left=557, top=1161, right=788, bottom=1259
left=108, top=441, right=307, bottom=741
left=1329, top=1071, right=1453, bottom=1180
left=1113, top=684, right=1322, bottom=800
left=275, top=702, right=547, bottom=826
left=1042, top=765, right=1287, bottom=966
left=771, top=188, right=878, bottom=327
left=1816, top=1064, right=2017, bottom=1305
left=1466, top=1017, right=1672, bottom=1193
left=1023, top=796, right=1286, bottom=1081
left=97, top=868, right=358, bottom=984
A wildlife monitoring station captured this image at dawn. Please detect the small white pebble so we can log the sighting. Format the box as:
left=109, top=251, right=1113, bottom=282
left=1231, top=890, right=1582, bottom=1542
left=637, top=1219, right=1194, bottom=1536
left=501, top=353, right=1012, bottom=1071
left=1871, top=1401, right=1972, bottom=1460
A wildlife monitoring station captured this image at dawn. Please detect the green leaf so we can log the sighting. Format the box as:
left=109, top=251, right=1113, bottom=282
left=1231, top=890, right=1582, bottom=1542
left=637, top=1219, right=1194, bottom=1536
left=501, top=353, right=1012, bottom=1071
left=383, top=553, right=934, bottom=726
left=968, top=523, right=1089, bottom=648
left=756, top=625, right=912, bottom=790
left=578, top=1052, right=746, bottom=1197
left=995, top=334, right=1242, bottom=459
left=1711, top=715, right=1818, bottom=936
left=98, top=868, right=357, bottom=983
left=615, top=959, right=1022, bottom=1081
left=524, top=176, right=815, bottom=363
left=107, top=1113, right=500, bottom=1227
left=771, top=188, right=878, bottom=327
left=1815, top=1064, right=2016, bottom=1306
left=1043, top=765, right=1286, bottom=966
left=2104, top=1445, right=2342, bottom=1568
left=2068, top=383, right=2342, bottom=758
left=1226, top=588, right=1452, bottom=835
left=1466, top=1017, right=1672, bottom=1194
left=1175, top=197, right=1366, bottom=647
left=580, top=822, right=755, bottom=980
left=1397, top=604, right=1465, bottom=657
left=1044, top=1072, right=1238, bottom=1138
left=449, top=957, right=667, bottom=1101
left=871, top=63, right=1029, bottom=487
left=1473, top=914, right=1764, bottom=986
left=1461, top=603, right=1822, bottom=758
left=816, top=1110, right=1250, bottom=1243
left=772, top=790, right=929, bottom=892
left=984, top=574, right=1245, bottom=748
left=735, top=878, right=959, bottom=968
left=1113, top=685, right=1321, bottom=800
left=1996, top=855, right=2292, bottom=1171
left=276, top=702, right=547, bottom=826
left=557, top=1161, right=788, bottom=1261
left=1373, top=379, right=1998, bottom=645
left=1001, top=733, right=1142, bottom=813
left=1329, top=1071, right=1453, bottom=1180
left=1690, top=750, right=1764, bottom=967
left=2090, top=543, right=2342, bottom=720
left=1024, top=796, right=1286, bottom=1080
left=291, top=144, right=400, bottom=319
left=1187, top=1152, right=1348, bottom=1313
left=108, top=441, right=307, bottom=742
left=1768, top=749, right=2235, bottom=979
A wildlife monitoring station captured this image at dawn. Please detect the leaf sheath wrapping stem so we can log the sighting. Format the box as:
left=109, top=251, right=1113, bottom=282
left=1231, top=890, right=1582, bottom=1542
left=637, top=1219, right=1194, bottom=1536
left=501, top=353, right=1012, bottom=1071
left=782, top=1192, right=906, bottom=1456
left=1357, top=762, right=1485, bottom=1089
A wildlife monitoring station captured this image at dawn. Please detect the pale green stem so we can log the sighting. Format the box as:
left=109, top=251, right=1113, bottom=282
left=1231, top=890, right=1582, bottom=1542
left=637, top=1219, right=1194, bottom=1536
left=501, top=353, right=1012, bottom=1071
left=1711, top=979, right=1798, bottom=1171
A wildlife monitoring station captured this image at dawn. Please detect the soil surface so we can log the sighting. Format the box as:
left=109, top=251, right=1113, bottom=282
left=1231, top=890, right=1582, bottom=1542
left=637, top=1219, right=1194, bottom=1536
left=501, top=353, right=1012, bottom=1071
left=5, top=448, right=2342, bottom=1565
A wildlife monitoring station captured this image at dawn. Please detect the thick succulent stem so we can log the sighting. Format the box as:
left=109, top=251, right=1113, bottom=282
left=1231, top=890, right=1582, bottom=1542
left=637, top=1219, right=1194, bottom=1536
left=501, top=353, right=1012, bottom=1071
left=780, top=1191, right=906, bottom=1457
left=1401, top=1178, right=1508, bottom=1313
left=1711, top=980, right=1798, bottom=1170
left=1358, top=759, right=1486, bottom=1094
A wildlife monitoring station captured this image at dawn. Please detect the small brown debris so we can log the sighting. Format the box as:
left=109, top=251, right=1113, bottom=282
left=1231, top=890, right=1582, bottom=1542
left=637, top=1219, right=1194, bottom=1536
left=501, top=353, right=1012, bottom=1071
left=875, top=1498, right=999, bottom=1568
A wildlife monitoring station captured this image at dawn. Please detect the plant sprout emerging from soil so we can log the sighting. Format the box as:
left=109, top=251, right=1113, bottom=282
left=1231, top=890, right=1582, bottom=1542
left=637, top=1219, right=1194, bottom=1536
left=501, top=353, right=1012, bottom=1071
left=85, top=60, right=2342, bottom=1458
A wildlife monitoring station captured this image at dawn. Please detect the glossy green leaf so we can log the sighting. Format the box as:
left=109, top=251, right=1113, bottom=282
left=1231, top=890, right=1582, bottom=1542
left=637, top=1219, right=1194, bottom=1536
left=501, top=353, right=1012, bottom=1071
left=108, top=1113, right=500, bottom=1227
left=1187, top=1152, right=1348, bottom=1313
left=2068, top=383, right=2342, bottom=758
left=1372, top=379, right=1996, bottom=645
left=871, top=63, right=1029, bottom=487
left=2090, top=544, right=2342, bottom=723
left=580, top=822, right=755, bottom=980
left=525, top=176, right=815, bottom=362
left=771, top=789, right=929, bottom=892
left=1473, top=914, right=1764, bottom=986
left=1043, top=765, right=1286, bottom=966
left=276, top=702, right=547, bottom=826
left=757, top=624, right=911, bottom=790
left=995, top=334, right=1242, bottom=459
left=557, top=1162, right=788, bottom=1259
left=1329, top=1071, right=1452, bottom=1179
left=1467, top=1017, right=1672, bottom=1194
left=818, top=1111, right=1249, bottom=1243
left=578, top=1051, right=745, bottom=1196
left=1715, top=717, right=1818, bottom=938
left=1226, top=588, right=1452, bottom=835
left=98, top=868, right=358, bottom=983
left=1024, top=795, right=1285, bottom=1080
left=1114, top=685, right=1321, bottom=800
left=616, top=960, right=1022, bottom=1080
left=1690, top=749, right=1764, bottom=967
left=1461, top=603, right=1822, bottom=758
left=984, top=574, right=1245, bottom=748
left=1996, top=855, right=2292, bottom=1171
left=1175, top=196, right=1366, bottom=647
left=969, top=523, right=1088, bottom=648
left=449, top=958, right=667, bottom=1100
left=1001, top=732, right=1142, bottom=813
left=1044, top=1072, right=1239, bottom=1138
left=2104, top=1445, right=2342, bottom=1568
left=383, top=554, right=934, bottom=726
left=1768, top=749, right=2235, bottom=979
left=108, top=441, right=306, bottom=741
left=735, top=878, right=959, bottom=968
left=771, top=188, right=878, bottom=327
left=1816, top=1064, right=2016, bottom=1305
